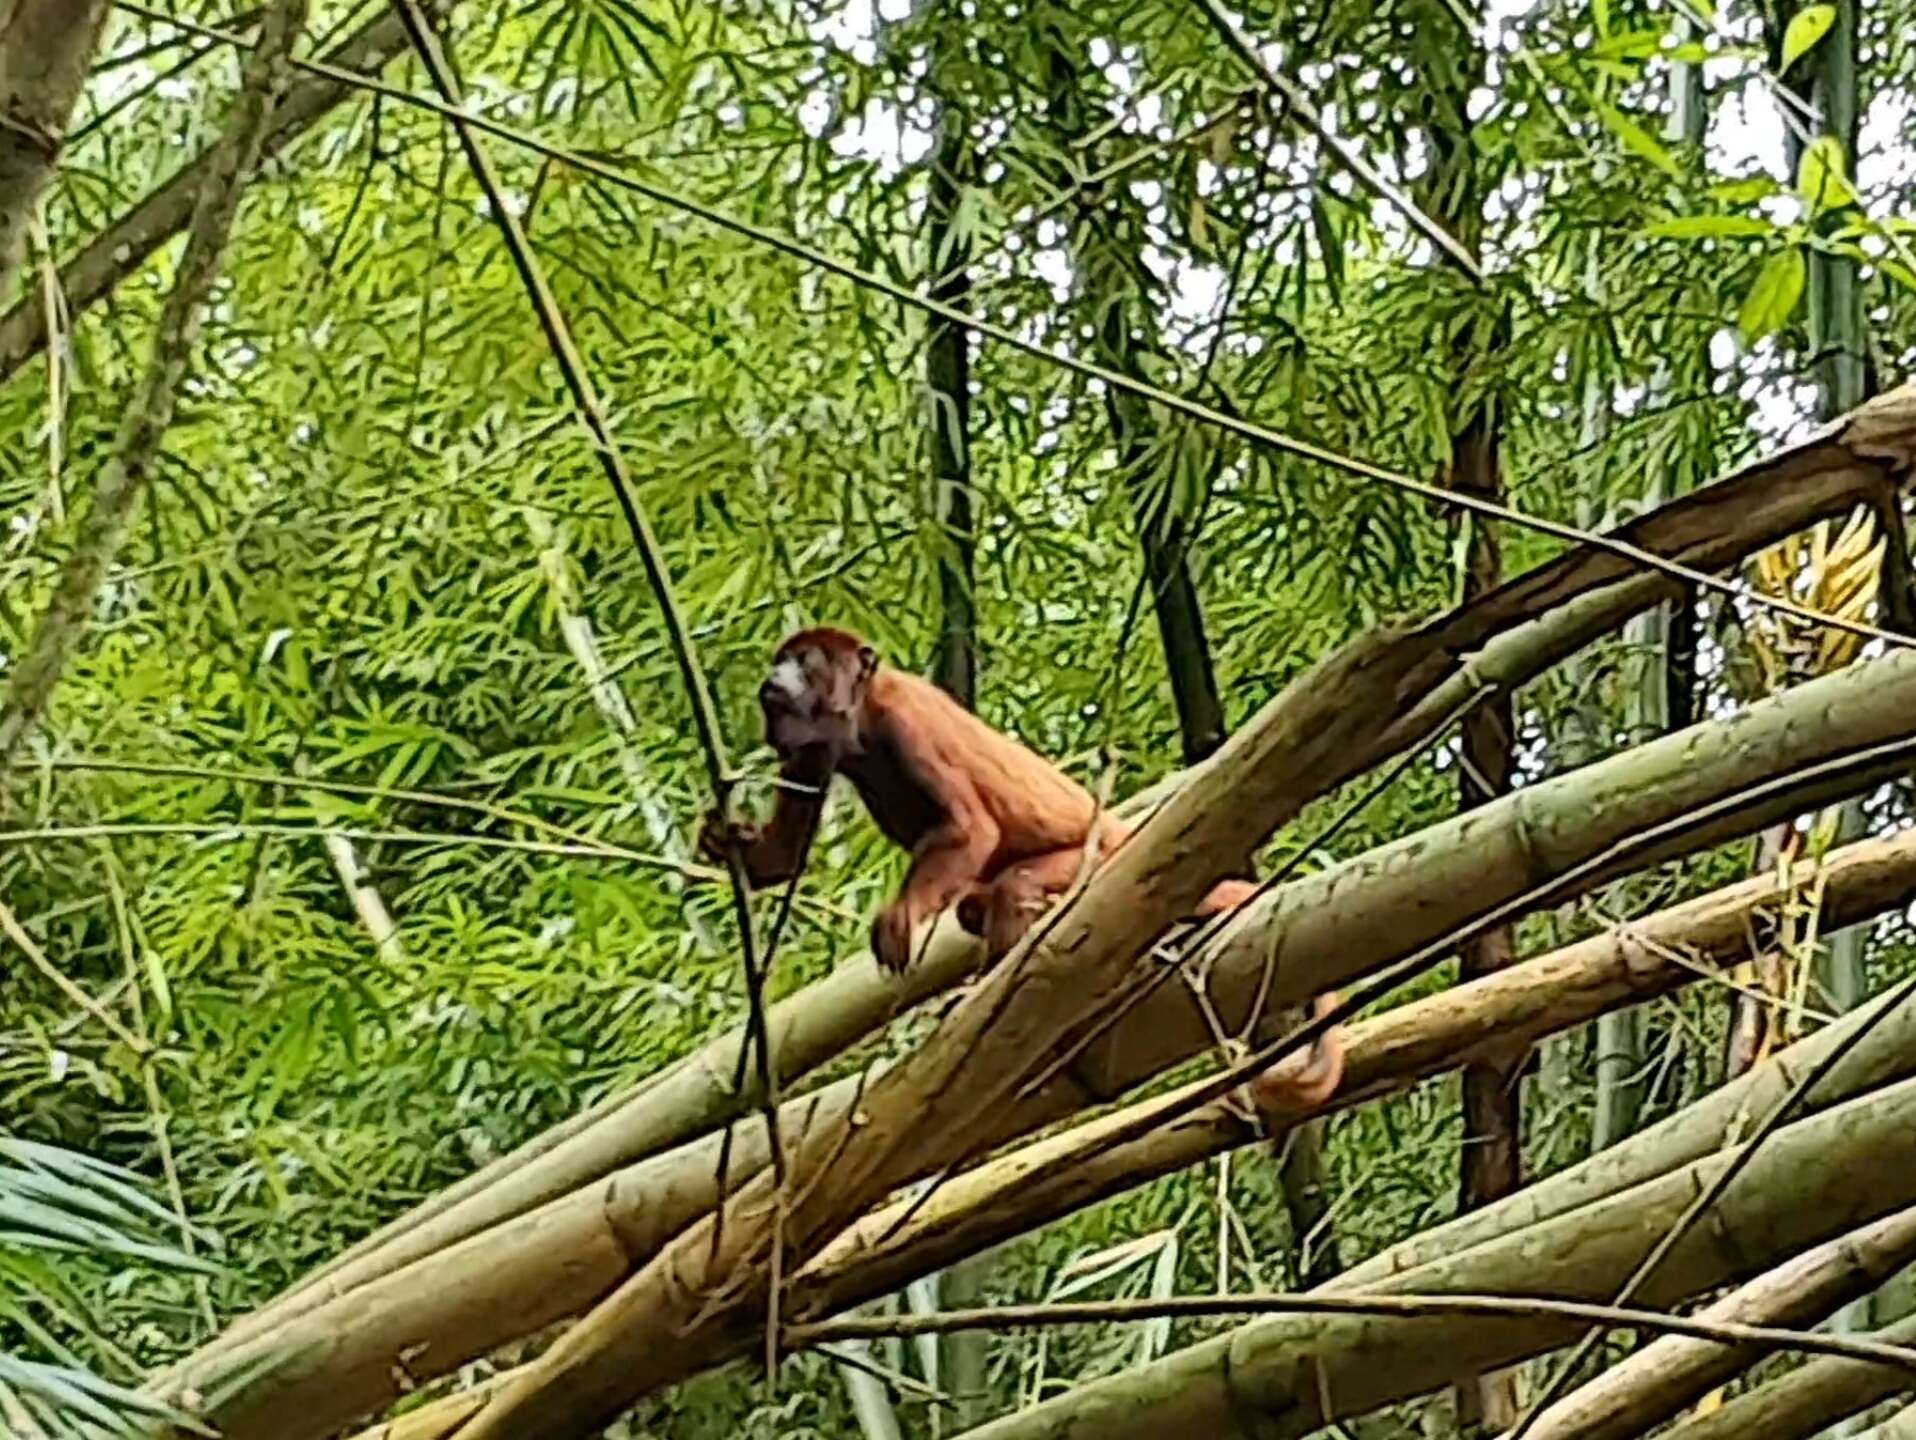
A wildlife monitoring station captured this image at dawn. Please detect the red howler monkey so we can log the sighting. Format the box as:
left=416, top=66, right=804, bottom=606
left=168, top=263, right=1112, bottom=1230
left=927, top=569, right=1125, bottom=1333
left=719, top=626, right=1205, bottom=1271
left=699, top=627, right=1343, bottom=1101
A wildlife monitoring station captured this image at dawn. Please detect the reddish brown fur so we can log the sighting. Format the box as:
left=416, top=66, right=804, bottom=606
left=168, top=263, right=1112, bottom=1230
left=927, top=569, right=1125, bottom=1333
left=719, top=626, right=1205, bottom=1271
left=1247, top=994, right=1346, bottom=1113
left=701, top=626, right=1344, bottom=1106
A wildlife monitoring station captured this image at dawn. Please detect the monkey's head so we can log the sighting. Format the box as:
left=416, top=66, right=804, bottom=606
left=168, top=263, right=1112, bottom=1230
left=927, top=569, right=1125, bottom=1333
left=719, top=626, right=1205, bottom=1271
left=760, top=627, right=879, bottom=764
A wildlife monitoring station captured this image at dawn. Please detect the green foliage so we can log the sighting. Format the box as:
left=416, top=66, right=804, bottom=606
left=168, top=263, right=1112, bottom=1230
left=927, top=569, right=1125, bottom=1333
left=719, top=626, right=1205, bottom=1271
left=0, top=1137, right=209, bottom=1436
left=1780, top=3, right=1837, bottom=70
left=1739, top=246, right=1807, bottom=341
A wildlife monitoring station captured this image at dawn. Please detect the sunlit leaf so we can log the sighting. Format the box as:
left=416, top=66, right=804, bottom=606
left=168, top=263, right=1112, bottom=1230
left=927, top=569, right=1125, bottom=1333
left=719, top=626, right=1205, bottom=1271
left=1737, top=247, right=1807, bottom=342
left=1643, top=214, right=1777, bottom=240
left=1780, top=3, right=1836, bottom=68
left=1796, top=134, right=1856, bottom=214
left=1594, top=100, right=1683, bottom=177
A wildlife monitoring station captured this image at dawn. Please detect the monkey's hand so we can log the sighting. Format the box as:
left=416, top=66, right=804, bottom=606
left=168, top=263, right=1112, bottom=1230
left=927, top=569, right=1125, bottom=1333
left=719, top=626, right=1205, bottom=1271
left=953, top=883, right=993, bottom=939
left=871, top=900, right=920, bottom=975
left=698, top=810, right=761, bottom=871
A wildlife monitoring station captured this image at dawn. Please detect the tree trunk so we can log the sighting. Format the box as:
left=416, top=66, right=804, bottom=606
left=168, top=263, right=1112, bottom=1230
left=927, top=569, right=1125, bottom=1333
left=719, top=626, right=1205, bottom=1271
left=927, top=100, right=976, bottom=707
left=1406, top=4, right=1520, bottom=1420
left=1096, top=321, right=1228, bottom=763
left=924, top=82, right=983, bottom=1413
left=0, top=0, right=111, bottom=303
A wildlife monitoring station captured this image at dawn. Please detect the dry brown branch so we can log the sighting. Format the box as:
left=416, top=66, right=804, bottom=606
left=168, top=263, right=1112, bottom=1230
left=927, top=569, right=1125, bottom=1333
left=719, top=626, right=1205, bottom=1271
left=787, top=1292, right=1916, bottom=1371
left=0, top=0, right=111, bottom=300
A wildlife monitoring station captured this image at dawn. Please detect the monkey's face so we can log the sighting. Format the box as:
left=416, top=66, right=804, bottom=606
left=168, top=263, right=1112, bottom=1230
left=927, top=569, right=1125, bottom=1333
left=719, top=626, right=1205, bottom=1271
left=759, top=638, right=875, bottom=764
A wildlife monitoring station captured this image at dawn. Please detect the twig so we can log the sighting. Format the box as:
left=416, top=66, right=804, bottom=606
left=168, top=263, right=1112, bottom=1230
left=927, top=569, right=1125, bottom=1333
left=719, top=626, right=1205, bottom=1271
left=71, top=38, right=223, bottom=145
left=108, top=2, right=1916, bottom=658
left=788, top=1293, right=1916, bottom=1372
left=0, top=819, right=680, bottom=868
left=818, top=1340, right=958, bottom=1409
left=38, top=756, right=723, bottom=878
left=0, top=896, right=146, bottom=1052
left=103, top=866, right=215, bottom=1329
left=711, top=787, right=825, bottom=1210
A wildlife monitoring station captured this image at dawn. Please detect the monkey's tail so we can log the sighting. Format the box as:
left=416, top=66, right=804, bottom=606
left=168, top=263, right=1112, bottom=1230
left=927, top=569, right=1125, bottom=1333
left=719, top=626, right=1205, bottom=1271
left=1249, top=992, right=1345, bottom=1112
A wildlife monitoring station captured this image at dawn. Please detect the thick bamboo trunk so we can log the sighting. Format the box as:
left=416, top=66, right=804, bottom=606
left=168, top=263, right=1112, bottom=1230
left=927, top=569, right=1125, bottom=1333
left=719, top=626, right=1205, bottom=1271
left=961, top=1076, right=1916, bottom=1440
left=1068, top=640, right=1916, bottom=1103
left=1521, top=1207, right=1916, bottom=1440
left=1658, top=1313, right=1916, bottom=1440
left=178, top=808, right=1916, bottom=1439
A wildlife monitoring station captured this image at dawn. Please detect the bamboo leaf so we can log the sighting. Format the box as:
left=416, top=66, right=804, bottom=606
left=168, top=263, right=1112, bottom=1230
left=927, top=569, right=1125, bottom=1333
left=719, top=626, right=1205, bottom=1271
left=1594, top=100, right=1683, bottom=177
left=1642, top=214, right=1777, bottom=240
left=1736, top=247, right=1806, bottom=342
left=1780, top=3, right=1835, bottom=69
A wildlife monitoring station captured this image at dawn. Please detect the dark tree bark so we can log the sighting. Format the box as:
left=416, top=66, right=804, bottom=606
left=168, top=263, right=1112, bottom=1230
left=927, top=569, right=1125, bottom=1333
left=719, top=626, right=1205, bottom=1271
left=927, top=102, right=976, bottom=708
left=1412, top=6, right=1521, bottom=1428
left=0, top=0, right=112, bottom=303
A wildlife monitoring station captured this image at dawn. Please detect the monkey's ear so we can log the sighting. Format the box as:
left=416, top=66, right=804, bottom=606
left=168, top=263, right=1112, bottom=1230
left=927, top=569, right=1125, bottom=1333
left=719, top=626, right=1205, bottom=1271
left=856, top=645, right=877, bottom=681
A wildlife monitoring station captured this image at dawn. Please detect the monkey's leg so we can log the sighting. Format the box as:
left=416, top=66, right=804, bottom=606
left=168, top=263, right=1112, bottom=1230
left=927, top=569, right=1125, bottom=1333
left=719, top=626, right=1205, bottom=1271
left=982, top=847, right=1089, bottom=961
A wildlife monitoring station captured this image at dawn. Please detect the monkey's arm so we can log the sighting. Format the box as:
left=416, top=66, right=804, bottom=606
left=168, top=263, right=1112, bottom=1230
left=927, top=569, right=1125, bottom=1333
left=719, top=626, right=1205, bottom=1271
left=700, top=761, right=830, bottom=889
left=872, top=796, right=1000, bottom=973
